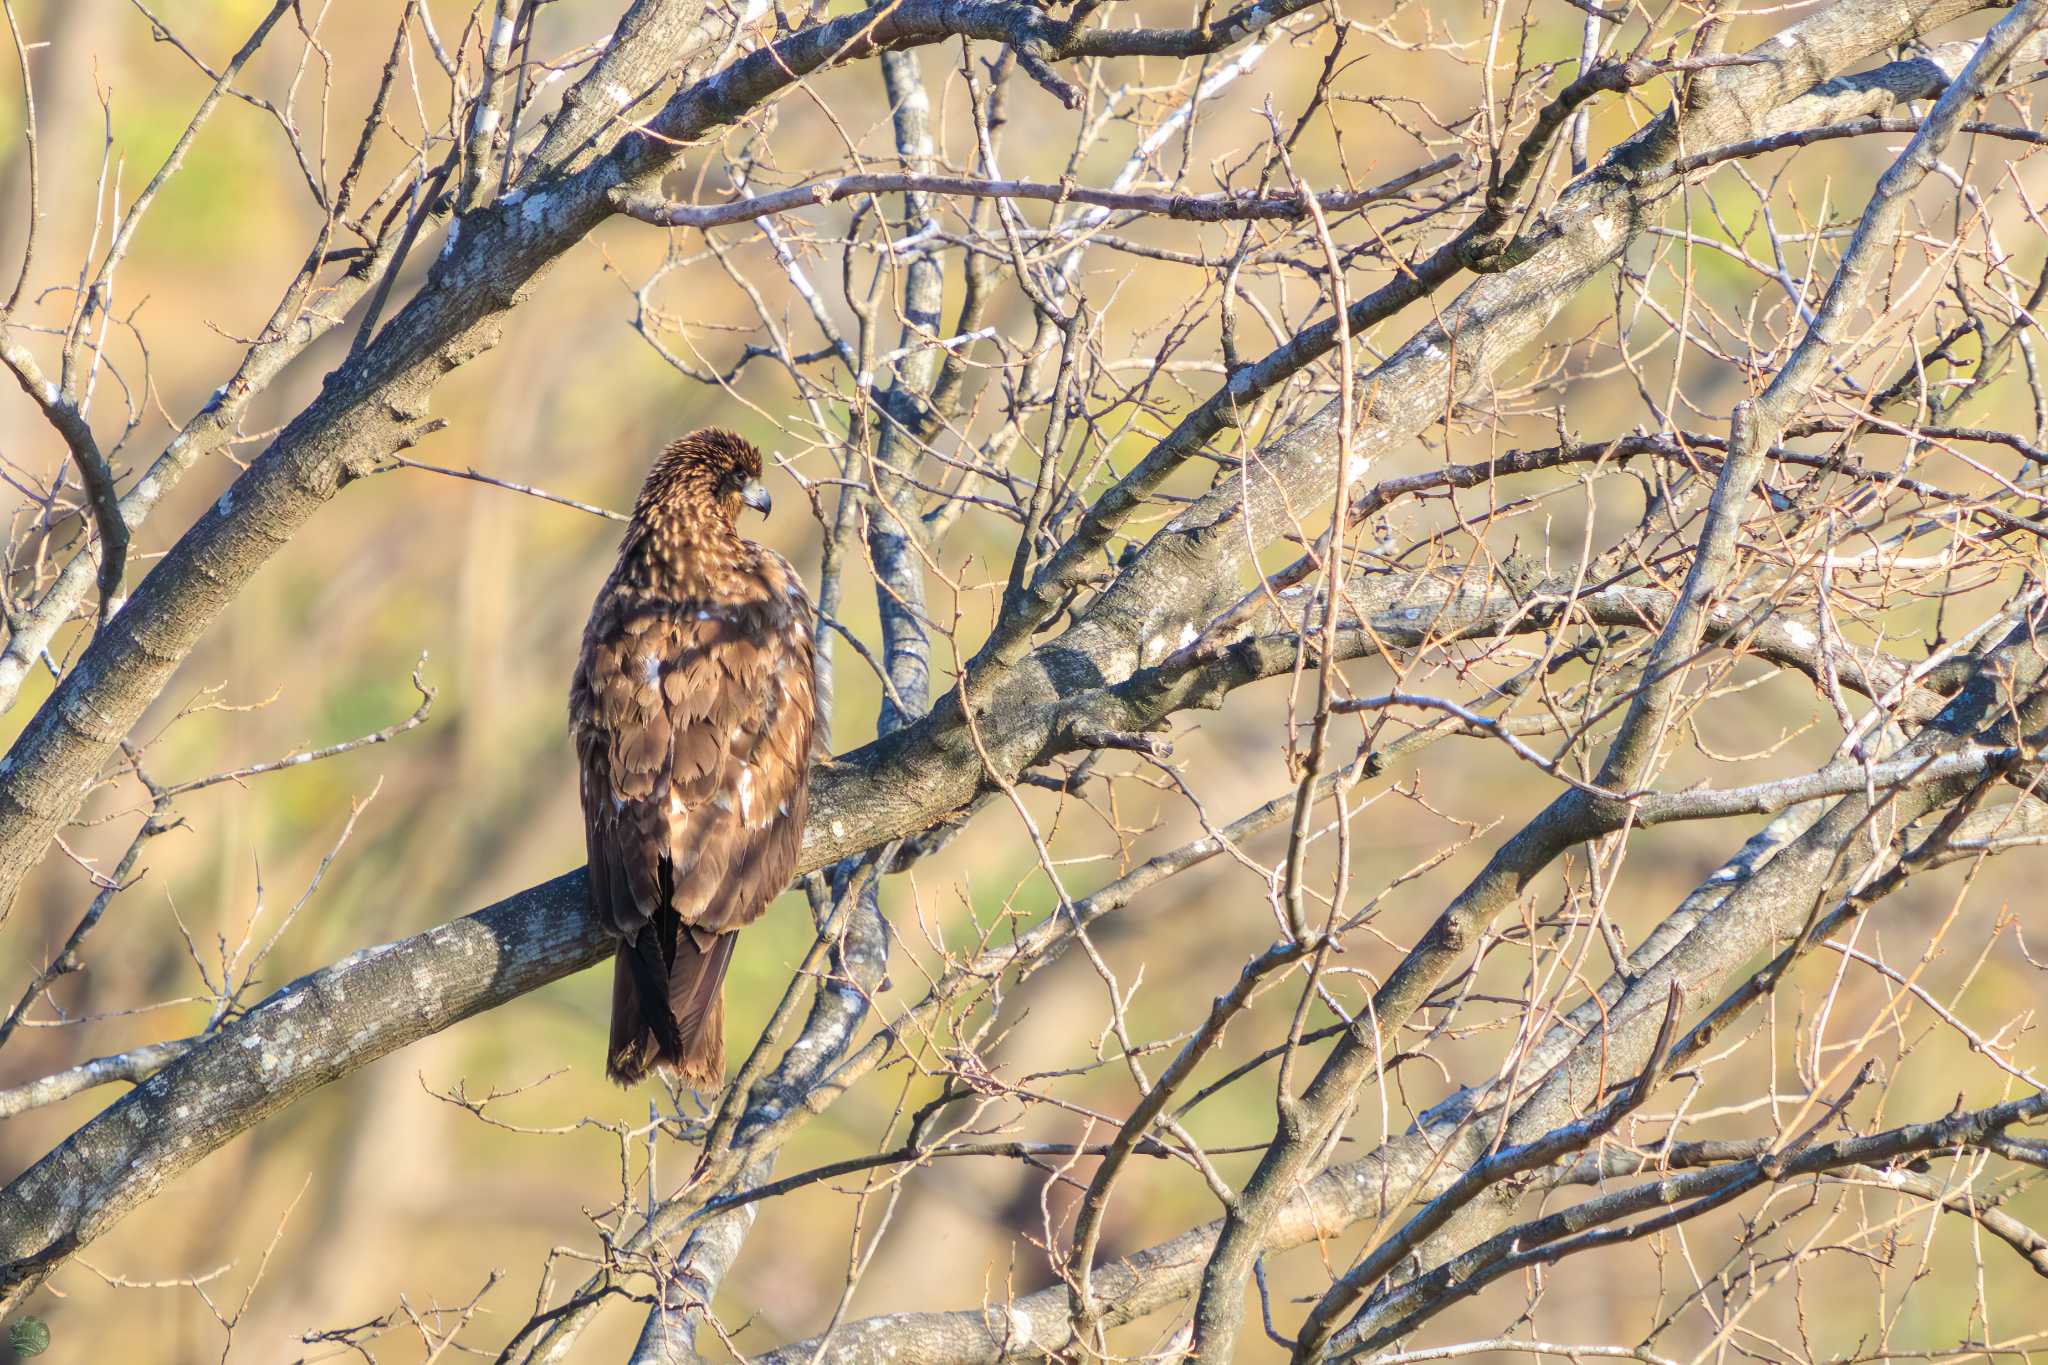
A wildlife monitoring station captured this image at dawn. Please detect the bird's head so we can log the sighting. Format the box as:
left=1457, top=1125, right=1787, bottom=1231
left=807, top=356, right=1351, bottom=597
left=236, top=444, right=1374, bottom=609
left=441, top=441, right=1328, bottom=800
left=637, top=428, right=773, bottom=527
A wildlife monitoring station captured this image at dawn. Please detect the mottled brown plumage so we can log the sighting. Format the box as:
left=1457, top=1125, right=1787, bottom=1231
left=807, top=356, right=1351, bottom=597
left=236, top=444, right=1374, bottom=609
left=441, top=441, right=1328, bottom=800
left=570, top=430, right=816, bottom=1087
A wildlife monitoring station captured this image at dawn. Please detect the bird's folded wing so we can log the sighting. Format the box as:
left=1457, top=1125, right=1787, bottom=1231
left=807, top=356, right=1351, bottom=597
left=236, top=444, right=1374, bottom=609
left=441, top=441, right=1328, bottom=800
left=577, top=585, right=813, bottom=939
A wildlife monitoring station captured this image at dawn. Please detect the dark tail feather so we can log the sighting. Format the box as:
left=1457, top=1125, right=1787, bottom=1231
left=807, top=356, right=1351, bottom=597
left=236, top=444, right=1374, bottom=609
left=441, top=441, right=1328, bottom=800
left=607, top=946, right=647, bottom=1085
left=608, top=936, right=672, bottom=1086
left=665, top=928, right=735, bottom=1088
left=606, top=926, right=735, bottom=1088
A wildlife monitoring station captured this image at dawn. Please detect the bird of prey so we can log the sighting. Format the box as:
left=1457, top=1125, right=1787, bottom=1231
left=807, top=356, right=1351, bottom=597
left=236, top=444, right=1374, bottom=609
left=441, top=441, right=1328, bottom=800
left=570, top=430, right=816, bottom=1087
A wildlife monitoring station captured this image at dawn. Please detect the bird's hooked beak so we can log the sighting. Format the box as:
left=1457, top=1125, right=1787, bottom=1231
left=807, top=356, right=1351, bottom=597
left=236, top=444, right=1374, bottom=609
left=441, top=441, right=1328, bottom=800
left=740, top=478, right=773, bottom=516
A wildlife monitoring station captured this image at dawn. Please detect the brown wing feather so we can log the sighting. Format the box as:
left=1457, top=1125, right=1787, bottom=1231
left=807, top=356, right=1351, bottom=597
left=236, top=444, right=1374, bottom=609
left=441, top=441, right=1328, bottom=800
left=575, top=596, right=811, bottom=932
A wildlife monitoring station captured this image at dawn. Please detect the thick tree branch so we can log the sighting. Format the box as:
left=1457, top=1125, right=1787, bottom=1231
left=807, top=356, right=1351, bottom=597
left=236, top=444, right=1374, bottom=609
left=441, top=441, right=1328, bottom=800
left=612, top=160, right=1460, bottom=231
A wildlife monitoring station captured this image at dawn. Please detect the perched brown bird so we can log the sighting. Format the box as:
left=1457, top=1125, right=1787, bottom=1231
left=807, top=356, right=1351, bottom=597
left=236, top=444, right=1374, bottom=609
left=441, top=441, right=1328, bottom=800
left=570, top=430, right=816, bottom=1087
